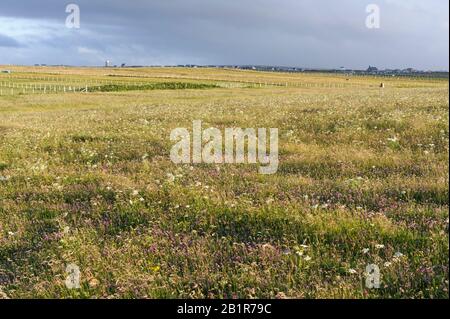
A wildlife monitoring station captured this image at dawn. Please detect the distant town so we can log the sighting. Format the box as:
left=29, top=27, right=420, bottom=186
left=178, top=65, right=449, bottom=78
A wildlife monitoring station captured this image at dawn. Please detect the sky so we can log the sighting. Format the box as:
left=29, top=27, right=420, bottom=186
left=0, top=0, right=448, bottom=70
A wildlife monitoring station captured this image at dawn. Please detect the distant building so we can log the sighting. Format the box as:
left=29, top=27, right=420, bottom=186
left=1, top=70, right=11, bottom=74
left=105, top=60, right=111, bottom=67
left=367, top=66, right=378, bottom=73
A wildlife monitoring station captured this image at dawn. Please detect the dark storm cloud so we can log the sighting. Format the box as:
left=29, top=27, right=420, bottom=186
left=0, top=0, right=448, bottom=69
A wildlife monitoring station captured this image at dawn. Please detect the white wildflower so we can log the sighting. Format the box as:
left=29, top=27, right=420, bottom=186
left=166, top=173, right=175, bottom=183
left=394, top=252, right=404, bottom=259
left=387, top=137, right=399, bottom=143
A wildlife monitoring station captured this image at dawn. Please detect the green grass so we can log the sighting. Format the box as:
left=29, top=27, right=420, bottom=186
left=0, top=67, right=448, bottom=299
left=88, top=82, right=219, bottom=92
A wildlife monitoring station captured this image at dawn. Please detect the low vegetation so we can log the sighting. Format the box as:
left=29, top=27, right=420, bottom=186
left=88, top=82, right=219, bottom=92
left=0, top=67, right=448, bottom=299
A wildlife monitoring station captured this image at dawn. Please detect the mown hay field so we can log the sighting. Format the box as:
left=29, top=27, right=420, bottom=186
left=0, top=66, right=448, bottom=299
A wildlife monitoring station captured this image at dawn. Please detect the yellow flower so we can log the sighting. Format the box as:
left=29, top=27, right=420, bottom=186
left=150, top=265, right=160, bottom=273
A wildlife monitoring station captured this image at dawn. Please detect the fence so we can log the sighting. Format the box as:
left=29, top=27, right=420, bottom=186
left=0, top=73, right=375, bottom=96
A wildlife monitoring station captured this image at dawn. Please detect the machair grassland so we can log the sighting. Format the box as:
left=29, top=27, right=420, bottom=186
left=0, top=66, right=448, bottom=299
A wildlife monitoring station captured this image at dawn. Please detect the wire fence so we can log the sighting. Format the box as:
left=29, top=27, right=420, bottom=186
left=0, top=73, right=383, bottom=96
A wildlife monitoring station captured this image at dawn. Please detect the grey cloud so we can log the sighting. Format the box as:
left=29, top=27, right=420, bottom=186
left=0, top=33, right=21, bottom=47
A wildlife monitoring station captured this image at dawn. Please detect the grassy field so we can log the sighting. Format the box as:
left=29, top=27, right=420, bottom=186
left=0, top=66, right=448, bottom=299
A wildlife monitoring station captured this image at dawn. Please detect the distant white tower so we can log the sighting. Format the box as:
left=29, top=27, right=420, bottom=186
left=105, top=60, right=111, bottom=67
